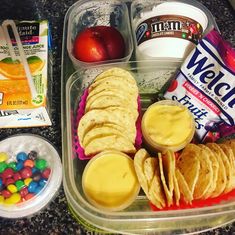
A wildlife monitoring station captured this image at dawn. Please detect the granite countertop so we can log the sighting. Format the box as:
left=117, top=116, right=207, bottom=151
left=0, top=0, right=234, bottom=234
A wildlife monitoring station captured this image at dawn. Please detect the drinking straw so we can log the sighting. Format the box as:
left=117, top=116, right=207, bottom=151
left=2, top=20, right=37, bottom=99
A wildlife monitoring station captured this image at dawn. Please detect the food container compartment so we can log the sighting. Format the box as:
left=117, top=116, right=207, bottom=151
left=141, top=100, right=195, bottom=152
left=62, top=59, right=235, bottom=234
left=131, top=0, right=218, bottom=60
left=0, top=134, right=62, bottom=218
left=61, top=0, right=235, bottom=234
left=67, top=0, right=134, bottom=69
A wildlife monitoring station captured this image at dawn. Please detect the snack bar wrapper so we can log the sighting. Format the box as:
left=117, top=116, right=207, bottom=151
left=164, top=30, right=235, bottom=142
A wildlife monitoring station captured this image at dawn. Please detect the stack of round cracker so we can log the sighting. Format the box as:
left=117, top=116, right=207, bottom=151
left=177, top=141, right=235, bottom=202
left=134, top=140, right=235, bottom=209
left=77, top=68, right=139, bottom=156
left=134, top=148, right=179, bottom=208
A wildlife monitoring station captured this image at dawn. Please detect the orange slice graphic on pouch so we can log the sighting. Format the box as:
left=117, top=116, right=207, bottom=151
left=0, top=56, right=44, bottom=80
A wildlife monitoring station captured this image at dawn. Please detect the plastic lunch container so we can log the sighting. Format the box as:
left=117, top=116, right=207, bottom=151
left=66, top=0, right=134, bottom=69
left=61, top=0, right=235, bottom=234
left=0, top=134, right=62, bottom=218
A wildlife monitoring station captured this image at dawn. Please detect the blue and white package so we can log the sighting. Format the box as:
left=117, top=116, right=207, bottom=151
left=164, top=30, right=235, bottom=142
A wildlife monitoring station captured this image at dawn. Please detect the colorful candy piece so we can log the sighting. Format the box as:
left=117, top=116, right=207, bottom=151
left=34, top=185, right=44, bottom=194
left=2, top=168, right=14, bottom=178
left=24, top=193, right=34, bottom=201
left=13, top=172, right=22, bottom=181
left=24, top=178, right=33, bottom=186
left=28, top=181, right=38, bottom=193
left=5, top=193, right=21, bottom=204
left=0, top=178, right=3, bottom=189
left=0, top=152, right=8, bottom=162
left=38, top=178, right=47, bottom=187
left=5, top=178, right=15, bottom=186
left=32, top=167, right=39, bottom=174
left=32, top=172, right=41, bottom=182
left=8, top=162, right=17, bottom=171
left=24, top=159, right=34, bottom=168
left=28, top=151, right=38, bottom=161
left=35, top=159, right=47, bottom=171
left=19, top=187, right=28, bottom=198
left=7, top=184, right=18, bottom=193
left=0, top=195, right=4, bottom=204
left=1, top=189, right=12, bottom=198
left=16, top=152, right=28, bottom=162
left=20, top=167, right=32, bottom=179
left=0, top=162, right=7, bottom=173
left=42, top=168, right=51, bottom=179
left=16, top=161, right=24, bottom=171
left=15, top=180, right=25, bottom=191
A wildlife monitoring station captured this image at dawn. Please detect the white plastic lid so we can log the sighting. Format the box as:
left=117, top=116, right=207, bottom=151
left=0, top=134, right=62, bottom=218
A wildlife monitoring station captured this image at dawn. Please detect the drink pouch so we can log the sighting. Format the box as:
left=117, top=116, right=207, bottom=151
left=164, top=29, right=235, bottom=142
left=0, top=20, right=52, bottom=128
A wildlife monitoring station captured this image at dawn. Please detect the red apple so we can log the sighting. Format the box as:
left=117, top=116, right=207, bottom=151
left=73, top=26, right=125, bottom=62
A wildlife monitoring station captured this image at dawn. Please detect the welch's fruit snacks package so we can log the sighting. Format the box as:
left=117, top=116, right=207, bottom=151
left=164, top=29, right=235, bottom=142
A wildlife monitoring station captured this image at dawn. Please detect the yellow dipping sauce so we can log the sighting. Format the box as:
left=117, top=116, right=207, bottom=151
left=82, top=151, right=140, bottom=211
left=142, top=100, right=195, bottom=151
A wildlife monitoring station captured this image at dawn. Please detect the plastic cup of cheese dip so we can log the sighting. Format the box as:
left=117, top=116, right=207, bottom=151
left=131, top=0, right=212, bottom=60
left=82, top=151, right=140, bottom=212
left=141, top=100, right=195, bottom=152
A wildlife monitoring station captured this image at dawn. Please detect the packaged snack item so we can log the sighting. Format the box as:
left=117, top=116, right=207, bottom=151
left=0, top=20, right=52, bottom=128
left=164, top=30, right=235, bottom=142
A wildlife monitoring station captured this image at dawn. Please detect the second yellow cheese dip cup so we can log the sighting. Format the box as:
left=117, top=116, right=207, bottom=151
left=141, top=100, right=195, bottom=152
left=82, top=151, right=140, bottom=212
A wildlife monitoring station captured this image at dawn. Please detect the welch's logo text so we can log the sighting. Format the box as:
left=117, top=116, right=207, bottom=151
left=183, top=43, right=235, bottom=110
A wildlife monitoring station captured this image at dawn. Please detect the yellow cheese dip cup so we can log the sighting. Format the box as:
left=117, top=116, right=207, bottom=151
left=142, top=100, right=195, bottom=152
left=82, top=151, right=140, bottom=212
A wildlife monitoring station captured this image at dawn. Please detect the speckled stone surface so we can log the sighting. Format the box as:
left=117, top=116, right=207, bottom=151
left=0, top=0, right=234, bottom=234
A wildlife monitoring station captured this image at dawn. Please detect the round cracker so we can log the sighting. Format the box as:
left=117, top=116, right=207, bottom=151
left=86, top=89, right=137, bottom=110
left=82, top=124, right=130, bottom=147
left=176, top=144, right=200, bottom=194
left=224, top=140, right=235, bottom=168
left=175, top=169, right=193, bottom=204
left=206, top=143, right=227, bottom=197
left=193, top=145, right=213, bottom=199
left=219, top=143, right=235, bottom=192
left=134, top=149, right=166, bottom=209
left=84, top=135, right=136, bottom=156
left=198, top=144, right=219, bottom=199
left=173, top=174, right=180, bottom=206
left=158, top=153, right=173, bottom=207
left=144, top=157, right=157, bottom=186
left=94, top=67, right=137, bottom=85
left=77, top=109, right=136, bottom=144
left=85, top=95, right=138, bottom=119
left=88, top=77, right=138, bottom=97
left=146, top=158, right=166, bottom=208
left=134, top=149, right=150, bottom=195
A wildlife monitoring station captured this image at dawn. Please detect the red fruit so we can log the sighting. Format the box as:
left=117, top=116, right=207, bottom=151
left=73, top=26, right=125, bottom=62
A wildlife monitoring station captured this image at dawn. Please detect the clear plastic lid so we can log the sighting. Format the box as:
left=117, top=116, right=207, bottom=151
left=0, top=134, right=62, bottom=218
